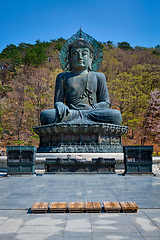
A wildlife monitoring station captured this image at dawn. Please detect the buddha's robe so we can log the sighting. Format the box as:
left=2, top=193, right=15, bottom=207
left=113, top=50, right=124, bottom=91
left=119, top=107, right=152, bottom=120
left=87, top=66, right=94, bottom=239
left=40, top=72, right=122, bottom=125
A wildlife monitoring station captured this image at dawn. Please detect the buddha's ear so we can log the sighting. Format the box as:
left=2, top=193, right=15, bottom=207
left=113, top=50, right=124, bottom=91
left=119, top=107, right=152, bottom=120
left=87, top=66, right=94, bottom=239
left=68, top=57, right=73, bottom=71
left=88, top=56, right=93, bottom=71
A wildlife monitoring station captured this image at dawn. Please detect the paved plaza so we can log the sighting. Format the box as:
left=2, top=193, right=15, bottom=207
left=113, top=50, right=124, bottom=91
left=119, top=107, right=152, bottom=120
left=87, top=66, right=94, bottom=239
left=0, top=173, right=160, bottom=239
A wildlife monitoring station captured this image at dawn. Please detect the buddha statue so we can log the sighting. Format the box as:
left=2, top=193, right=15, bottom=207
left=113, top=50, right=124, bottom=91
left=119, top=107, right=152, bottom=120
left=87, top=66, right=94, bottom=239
left=40, top=30, right=122, bottom=125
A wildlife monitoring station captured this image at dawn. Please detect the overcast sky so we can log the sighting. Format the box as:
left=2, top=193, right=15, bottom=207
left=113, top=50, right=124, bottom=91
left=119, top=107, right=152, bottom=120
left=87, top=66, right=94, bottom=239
left=0, top=0, right=160, bottom=52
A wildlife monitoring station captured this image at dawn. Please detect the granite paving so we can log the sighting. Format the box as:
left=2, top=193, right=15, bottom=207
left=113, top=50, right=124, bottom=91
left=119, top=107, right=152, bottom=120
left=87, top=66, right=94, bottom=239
left=0, top=173, right=160, bottom=239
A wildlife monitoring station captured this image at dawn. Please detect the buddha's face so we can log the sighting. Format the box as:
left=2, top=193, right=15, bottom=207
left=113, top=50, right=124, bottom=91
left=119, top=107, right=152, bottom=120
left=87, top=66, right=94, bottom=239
left=70, top=47, right=92, bottom=72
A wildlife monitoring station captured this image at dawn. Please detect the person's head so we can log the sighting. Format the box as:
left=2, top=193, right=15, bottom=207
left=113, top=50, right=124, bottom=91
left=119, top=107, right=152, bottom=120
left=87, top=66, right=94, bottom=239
left=68, top=39, right=93, bottom=72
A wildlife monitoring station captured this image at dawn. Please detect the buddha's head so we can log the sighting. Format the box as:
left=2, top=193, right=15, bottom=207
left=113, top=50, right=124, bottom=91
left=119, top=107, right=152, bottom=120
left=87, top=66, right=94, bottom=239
left=68, top=39, right=93, bottom=72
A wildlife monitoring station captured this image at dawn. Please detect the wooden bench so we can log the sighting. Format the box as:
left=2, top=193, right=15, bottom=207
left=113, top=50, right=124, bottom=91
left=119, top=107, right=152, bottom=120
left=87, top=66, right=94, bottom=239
left=85, top=202, right=102, bottom=213
left=119, top=201, right=139, bottom=213
left=30, top=201, right=139, bottom=214
left=31, top=202, right=49, bottom=214
left=103, top=202, right=121, bottom=213
left=68, top=202, right=85, bottom=213
left=50, top=202, right=68, bottom=213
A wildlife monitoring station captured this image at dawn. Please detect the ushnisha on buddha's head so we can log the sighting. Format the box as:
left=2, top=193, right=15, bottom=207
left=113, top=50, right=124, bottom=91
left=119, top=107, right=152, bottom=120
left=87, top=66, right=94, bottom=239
left=68, top=38, right=93, bottom=72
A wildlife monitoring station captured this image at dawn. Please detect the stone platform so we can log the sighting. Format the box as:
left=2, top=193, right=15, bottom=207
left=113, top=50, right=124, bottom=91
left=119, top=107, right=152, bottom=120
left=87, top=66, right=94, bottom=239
left=0, top=174, right=160, bottom=239
left=34, top=123, right=128, bottom=153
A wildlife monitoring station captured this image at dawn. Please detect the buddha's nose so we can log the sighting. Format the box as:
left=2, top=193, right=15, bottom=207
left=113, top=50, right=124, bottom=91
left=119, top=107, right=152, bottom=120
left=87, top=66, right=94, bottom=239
left=78, top=52, right=82, bottom=59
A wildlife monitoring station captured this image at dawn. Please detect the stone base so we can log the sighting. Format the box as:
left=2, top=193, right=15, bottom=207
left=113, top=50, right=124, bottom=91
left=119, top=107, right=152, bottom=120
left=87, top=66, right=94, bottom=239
left=34, top=123, right=128, bottom=153
left=37, top=143, right=123, bottom=153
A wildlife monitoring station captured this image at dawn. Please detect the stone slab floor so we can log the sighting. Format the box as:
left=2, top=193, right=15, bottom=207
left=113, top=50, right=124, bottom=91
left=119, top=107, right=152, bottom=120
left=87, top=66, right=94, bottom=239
left=0, top=173, right=160, bottom=240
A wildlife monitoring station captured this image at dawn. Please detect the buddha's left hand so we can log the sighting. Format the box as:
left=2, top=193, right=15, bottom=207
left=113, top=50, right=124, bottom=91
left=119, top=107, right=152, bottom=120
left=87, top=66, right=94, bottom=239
left=70, top=103, right=92, bottom=110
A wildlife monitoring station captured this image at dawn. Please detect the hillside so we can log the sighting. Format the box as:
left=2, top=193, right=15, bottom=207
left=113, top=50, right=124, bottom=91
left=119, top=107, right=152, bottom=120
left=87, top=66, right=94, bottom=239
left=0, top=39, right=160, bottom=153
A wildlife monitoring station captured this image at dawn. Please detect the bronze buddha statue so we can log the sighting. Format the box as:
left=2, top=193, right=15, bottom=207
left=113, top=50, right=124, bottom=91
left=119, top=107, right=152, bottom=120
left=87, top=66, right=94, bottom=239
left=40, top=32, right=122, bottom=125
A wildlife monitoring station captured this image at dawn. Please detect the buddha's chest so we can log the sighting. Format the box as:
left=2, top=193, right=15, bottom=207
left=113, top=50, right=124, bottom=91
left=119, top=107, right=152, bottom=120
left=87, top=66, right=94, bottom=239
left=65, top=74, right=97, bottom=94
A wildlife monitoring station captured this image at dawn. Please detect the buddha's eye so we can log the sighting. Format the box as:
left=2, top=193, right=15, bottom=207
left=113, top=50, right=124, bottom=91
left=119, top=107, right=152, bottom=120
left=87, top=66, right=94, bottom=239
left=72, top=51, right=79, bottom=55
left=82, top=51, right=89, bottom=56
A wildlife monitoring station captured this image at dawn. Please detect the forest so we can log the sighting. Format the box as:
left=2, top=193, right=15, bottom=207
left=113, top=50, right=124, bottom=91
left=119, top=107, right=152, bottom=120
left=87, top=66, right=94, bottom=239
left=0, top=38, right=160, bottom=152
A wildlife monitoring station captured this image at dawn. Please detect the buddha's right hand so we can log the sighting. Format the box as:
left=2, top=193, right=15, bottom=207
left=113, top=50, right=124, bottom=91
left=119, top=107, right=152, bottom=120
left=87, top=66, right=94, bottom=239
left=55, top=102, right=70, bottom=119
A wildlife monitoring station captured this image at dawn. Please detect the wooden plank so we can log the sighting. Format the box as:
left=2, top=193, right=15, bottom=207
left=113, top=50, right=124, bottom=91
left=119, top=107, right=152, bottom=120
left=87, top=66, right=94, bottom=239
left=93, top=202, right=102, bottom=211
left=31, top=202, right=49, bottom=214
left=68, top=202, right=85, bottom=213
left=119, top=201, right=139, bottom=213
left=103, top=202, right=121, bottom=213
left=85, top=202, right=102, bottom=213
left=50, top=202, right=68, bottom=213
left=85, top=202, right=93, bottom=210
left=131, top=202, right=139, bottom=210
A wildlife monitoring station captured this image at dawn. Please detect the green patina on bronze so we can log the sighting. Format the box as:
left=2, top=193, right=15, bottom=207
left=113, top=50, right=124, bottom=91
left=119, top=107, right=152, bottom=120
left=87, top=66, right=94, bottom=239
left=34, top=30, right=127, bottom=153
left=40, top=29, right=122, bottom=125
left=59, top=29, right=103, bottom=72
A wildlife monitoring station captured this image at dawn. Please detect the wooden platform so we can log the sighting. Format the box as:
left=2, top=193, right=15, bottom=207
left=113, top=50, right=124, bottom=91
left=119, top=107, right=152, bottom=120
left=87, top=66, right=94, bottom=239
left=103, top=201, right=121, bottom=213
left=30, top=201, right=139, bottom=214
left=31, top=202, right=49, bottom=214
left=119, top=201, right=139, bottom=213
left=50, top=202, right=68, bottom=213
left=68, top=202, right=85, bottom=213
left=85, top=202, right=102, bottom=213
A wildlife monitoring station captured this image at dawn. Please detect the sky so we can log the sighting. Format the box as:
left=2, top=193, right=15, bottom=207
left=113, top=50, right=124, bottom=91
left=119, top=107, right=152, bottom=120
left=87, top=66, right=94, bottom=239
left=0, top=0, right=160, bottom=53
